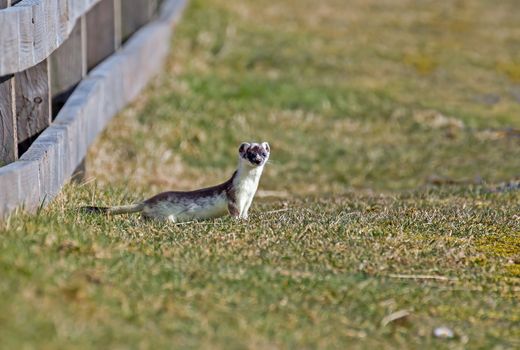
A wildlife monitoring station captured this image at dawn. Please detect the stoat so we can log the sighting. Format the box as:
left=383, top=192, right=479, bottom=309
left=83, top=142, right=270, bottom=222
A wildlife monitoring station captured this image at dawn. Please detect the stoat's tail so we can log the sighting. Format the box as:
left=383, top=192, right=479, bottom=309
left=81, top=203, right=145, bottom=215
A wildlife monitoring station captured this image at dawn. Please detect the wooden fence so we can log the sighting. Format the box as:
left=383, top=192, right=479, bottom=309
left=0, top=0, right=186, bottom=218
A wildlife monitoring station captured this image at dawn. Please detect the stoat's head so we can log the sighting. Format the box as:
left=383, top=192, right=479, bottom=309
left=238, top=142, right=270, bottom=167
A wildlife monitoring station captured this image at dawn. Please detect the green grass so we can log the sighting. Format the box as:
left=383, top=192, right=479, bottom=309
left=1, top=0, right=520, bottom=348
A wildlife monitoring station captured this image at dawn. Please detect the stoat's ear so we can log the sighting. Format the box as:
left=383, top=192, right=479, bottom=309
left=239, top=142, right=250, bottom=155
left=262, top=142, right=270, bottom=153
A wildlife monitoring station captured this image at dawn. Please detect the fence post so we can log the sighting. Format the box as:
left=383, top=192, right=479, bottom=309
left=86, top=0, right=116, bottom=71
left=114, top=0, right=122, bottom=50
left=0, top=0, right=187, bottom=217
left=0, top=75, right=17, bottom=165
left=81, top=15, right=87, bottom=77
left=49, top=20, right=84, bottom=118
left=14, top=60, right=51, bottom=156
left=121, top=0, right=156, bottom=43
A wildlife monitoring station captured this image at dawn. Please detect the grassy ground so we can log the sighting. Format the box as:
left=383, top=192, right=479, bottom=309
left=1, top=0, right=520, bottom=348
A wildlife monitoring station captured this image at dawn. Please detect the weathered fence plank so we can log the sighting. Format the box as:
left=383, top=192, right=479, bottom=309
left=121, top=0, right=156, bottom=42
left=25, top=0, right=49, bottom=64
left=20, top=124, right=67, bottom=201
left=0, top=0, right=103, bottom=75
left=113, top=0, right=122, bottom=49
left=80, top=16, right=87, bottom=76
left=0, top=75, right=17, bottom=165
left=15, top=59, right=51, bottom=156
left=0, top=7, right=20, bottom=75
left=56, top=0, right=69, bottom=43
left=17, top=2, right=36, bottom=69
left=49, top=20, right=83, bottom=117
left=0, top=0, right=187, bottom=219
left=0, top=160, right=41, bottom=214
left=86, top=0, right=115, bottom=70
left=43, top=0, right=58, bottom=54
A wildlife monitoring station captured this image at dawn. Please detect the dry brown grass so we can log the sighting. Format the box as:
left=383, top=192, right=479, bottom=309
left=1, top=0, right=519, bottom=348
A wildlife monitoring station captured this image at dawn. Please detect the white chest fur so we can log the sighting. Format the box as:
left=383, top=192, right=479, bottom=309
left=233, top=163, right=264, bottom=218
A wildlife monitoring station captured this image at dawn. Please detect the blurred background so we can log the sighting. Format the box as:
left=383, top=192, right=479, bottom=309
left=2, top=1, right=519, bottom=348
left=89, top=0, right=520, bottom=196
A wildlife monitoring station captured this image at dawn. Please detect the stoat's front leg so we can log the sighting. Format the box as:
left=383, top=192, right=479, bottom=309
left=237, top=199, right=250, bottom=220
left=228, top=201, right=250, bottom=220
left=228, top=202, right=240, bottom=219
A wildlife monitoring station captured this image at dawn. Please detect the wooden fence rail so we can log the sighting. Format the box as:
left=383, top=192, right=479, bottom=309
left=0, top=0, right=186, bottom=218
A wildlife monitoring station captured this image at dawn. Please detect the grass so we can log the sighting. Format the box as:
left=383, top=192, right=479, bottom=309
left=1, top=0, right=520, bottom=348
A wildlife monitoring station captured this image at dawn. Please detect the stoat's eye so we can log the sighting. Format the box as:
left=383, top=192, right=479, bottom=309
left=261, top=152, right=267, bottom=157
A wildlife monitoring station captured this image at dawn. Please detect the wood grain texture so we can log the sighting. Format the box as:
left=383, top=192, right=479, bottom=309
left=0, top=7, right=20, bottom=75
left=80, top=15, right=87, bottom=76
left=0, top=0, right=103, bottom=75
left=17, top=1, right=35, bottom=69
left=43, top=0, right=58, bottom=55
left=15, top=59, right=51, bottom=155
left=121, top=0, right=153, bottom=42
left=113, top=0, right=121, bottom=49
left=0, top=163, right=21, bottom=214
left=49, top=20, right=83, bottom=116
left=53, top=96, right=89, bottom=177
left=0, top=159, right=41, bottom=217
left=50, top=20, right=83, bottom=91
left=0, top=0, right=187, bottom=219
left=16, top=161, right=42, bottom=212
left=56, top=0, right=69, bottom=43
left=86, top=0, right=115, bottom=70
left=0, top=1, right=9, bottom=9
left=0, top=76, right=17, bottom=165
left=20, top=126, right=67, bottom=200
left=28, top=0, right=49, bottom=64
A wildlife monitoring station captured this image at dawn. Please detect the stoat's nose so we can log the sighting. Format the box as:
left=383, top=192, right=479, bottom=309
left=247, top=153, right=263, bottom=165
